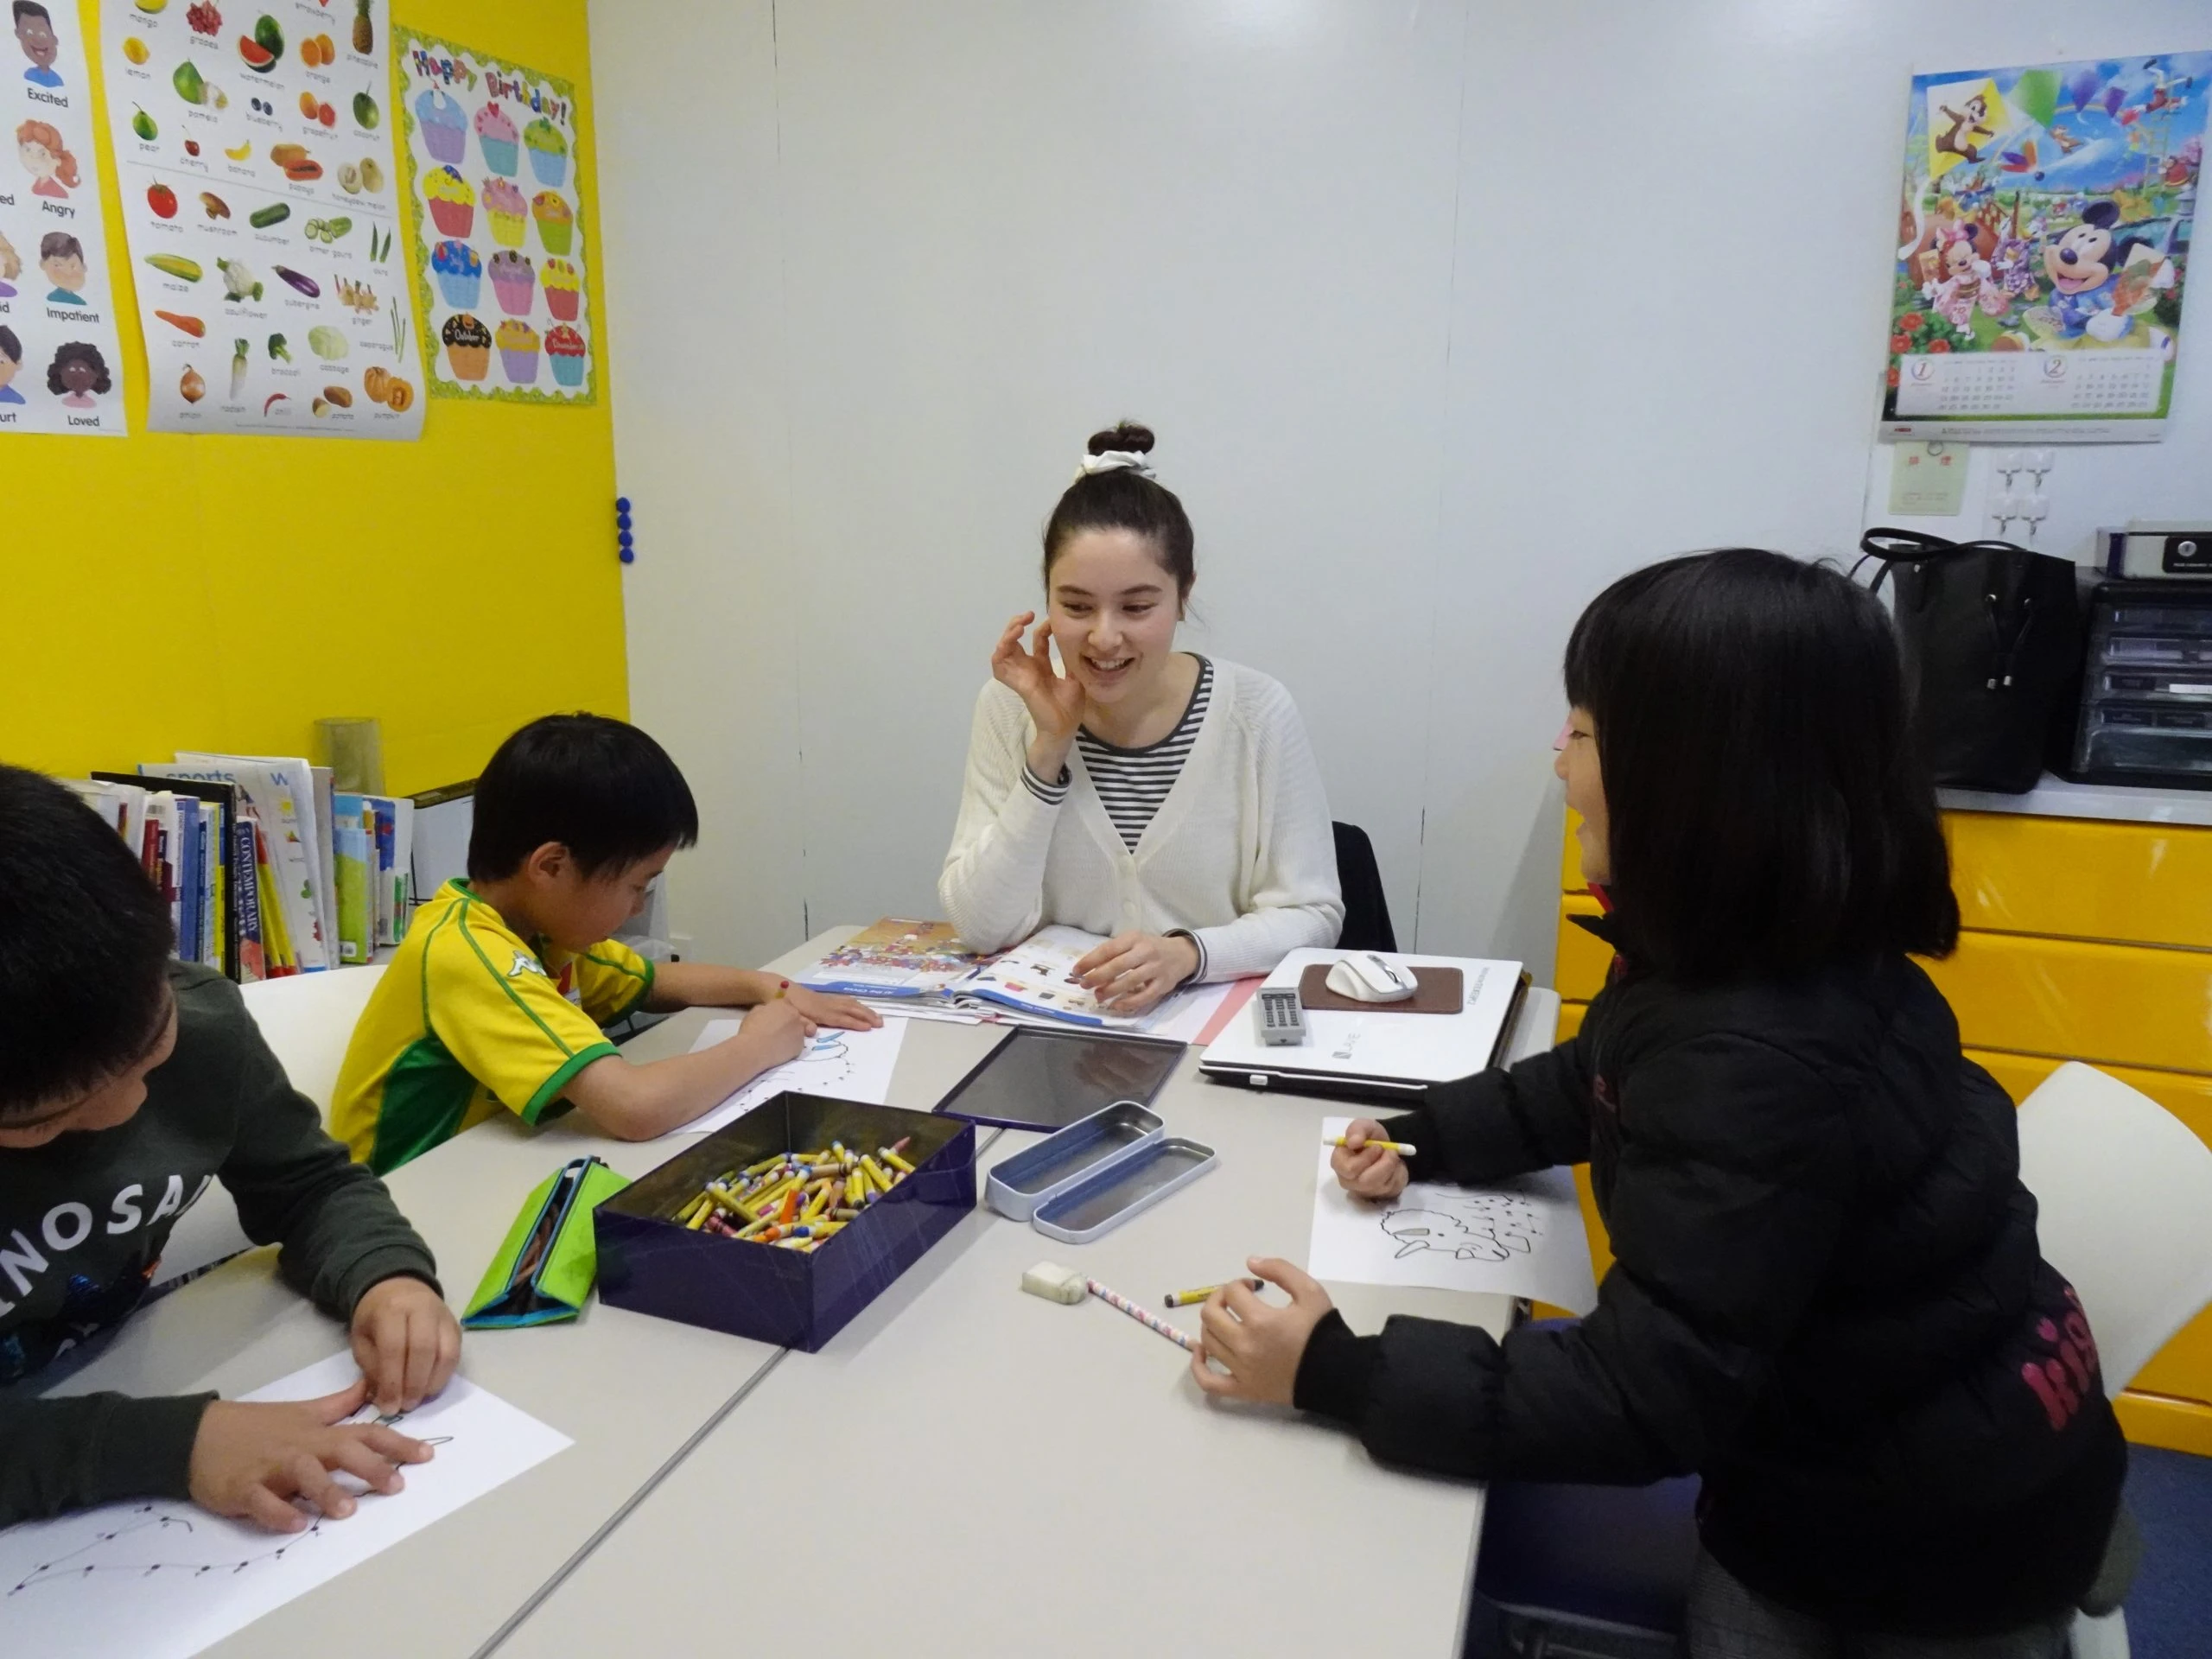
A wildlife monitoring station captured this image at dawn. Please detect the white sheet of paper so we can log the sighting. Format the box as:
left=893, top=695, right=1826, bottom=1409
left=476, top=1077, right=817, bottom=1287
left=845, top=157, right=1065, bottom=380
left=683, top=1014, right=910, bottom=1134
left=1307, top=1117, right=1598, bottom=1313
left=0, top=1353, right=569, bottom=1659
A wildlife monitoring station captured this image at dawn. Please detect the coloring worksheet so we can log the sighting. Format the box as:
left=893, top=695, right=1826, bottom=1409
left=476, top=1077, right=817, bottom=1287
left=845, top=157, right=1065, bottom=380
left=1, top=0, right=127, bottom=434
left=1307, top=1116, right=1598, bottom=1313
left=0, top=1352, right=569, bottom=1659
left=100, top=0, right=425, bottom=435
left=685, top=1014, right=910, bottom=1135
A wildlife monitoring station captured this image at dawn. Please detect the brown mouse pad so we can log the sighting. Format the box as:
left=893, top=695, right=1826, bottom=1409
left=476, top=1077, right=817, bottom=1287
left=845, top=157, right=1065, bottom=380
left=1297, top=963, right=1464, bottom=1014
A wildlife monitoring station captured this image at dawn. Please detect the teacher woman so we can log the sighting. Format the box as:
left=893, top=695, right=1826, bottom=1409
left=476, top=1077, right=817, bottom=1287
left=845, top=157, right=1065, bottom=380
left=939, top=423, right=1344, bottom=1015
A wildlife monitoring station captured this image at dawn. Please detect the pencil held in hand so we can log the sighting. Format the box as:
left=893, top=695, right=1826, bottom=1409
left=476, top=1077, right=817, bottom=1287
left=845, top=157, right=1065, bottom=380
left=1165, top=1279, right=1264, bottom=1308
left=1325, top=1135, right=1416, bottom=1156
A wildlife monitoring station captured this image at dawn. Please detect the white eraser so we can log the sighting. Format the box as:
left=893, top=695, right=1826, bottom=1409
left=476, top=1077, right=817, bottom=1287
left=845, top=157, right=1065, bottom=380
left=1020, top=1260, right=1087, bottom=1304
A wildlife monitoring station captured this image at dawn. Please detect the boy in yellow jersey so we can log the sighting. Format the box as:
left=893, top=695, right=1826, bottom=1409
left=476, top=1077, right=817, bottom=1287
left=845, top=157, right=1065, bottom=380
left=332, top=715, right=879, bottom=1173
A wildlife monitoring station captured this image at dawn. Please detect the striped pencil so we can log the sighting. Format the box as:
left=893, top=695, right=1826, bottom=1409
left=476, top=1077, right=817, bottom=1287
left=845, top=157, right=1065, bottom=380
left=1085, top=1278, right=1194, bottom=1352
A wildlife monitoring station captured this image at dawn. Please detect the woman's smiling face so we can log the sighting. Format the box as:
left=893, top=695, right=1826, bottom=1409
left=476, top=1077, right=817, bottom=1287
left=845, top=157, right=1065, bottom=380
left=1045, top=528, right=1185, bottom=708
left=60, top=355, right=94, bottom=394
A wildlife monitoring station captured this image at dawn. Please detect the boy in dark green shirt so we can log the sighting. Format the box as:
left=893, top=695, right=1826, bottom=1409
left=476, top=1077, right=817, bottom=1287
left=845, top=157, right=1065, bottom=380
left=0, top=765, right=462, bottom=1533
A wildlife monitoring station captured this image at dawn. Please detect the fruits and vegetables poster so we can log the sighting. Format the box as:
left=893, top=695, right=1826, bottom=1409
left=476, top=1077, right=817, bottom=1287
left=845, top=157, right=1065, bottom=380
left=394, top=29, right=594, bottom=404
left=101, top=0, right=423, bottom=436
left=1884, top=53, right=2207, bottom=442
left=2, top=0, right=128, bottom=434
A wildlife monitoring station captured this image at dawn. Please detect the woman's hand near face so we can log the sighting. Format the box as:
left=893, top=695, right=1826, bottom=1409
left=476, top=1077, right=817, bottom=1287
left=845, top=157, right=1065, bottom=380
left=1073, top=931, right=1200, bottom=1014
left=992, top=612, right=1086, bottom=778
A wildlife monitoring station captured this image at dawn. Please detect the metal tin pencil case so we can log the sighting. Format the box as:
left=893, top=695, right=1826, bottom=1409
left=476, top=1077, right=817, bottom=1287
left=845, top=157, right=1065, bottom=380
left=1030, top=1136, right=1217, bottom=1244
left=984, top=1101, right=1164, bottom=1221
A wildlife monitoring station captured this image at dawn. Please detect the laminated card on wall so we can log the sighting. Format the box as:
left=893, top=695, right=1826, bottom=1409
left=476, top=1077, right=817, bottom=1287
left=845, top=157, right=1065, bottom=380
left=0, top=0, right=128, bottom=434
left=100, top=0, right=426, bottom=436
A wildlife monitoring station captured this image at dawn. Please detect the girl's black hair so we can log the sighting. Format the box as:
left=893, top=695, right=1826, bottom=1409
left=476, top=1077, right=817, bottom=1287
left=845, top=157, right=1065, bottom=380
left=47, top=340, right=110, bottom=395
left=1564, top=548, right=1958, bottom=981
left=0, top=765, right=175, bottom=1120
left=468, top=713, right=699, bottom=881
left=1041, top=423, right=1196, bottom=602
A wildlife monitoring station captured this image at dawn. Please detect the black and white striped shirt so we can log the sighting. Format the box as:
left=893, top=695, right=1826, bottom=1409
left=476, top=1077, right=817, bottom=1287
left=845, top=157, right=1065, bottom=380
left=1023, top=657, right=1214, bottom=852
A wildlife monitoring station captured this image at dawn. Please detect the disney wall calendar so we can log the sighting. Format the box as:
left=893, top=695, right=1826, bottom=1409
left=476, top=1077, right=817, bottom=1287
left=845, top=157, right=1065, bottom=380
left=1884, top=53, right=2207, bottom=442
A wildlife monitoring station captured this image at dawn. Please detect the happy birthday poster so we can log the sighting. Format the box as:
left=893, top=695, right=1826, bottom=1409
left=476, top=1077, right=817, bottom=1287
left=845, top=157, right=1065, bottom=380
left=393, top=28, right=595, bottom=404
left=2, top=0, right=127, bottom=435
left=1882, top=52, right=2208, bottom=442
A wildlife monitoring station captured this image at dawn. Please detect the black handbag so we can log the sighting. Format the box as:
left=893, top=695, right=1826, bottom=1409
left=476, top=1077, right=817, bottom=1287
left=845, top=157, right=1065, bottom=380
left=1856, top=528, right=2087, bottom=793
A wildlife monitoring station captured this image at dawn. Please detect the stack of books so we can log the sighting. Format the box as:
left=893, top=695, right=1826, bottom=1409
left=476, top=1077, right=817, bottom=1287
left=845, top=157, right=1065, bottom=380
left=67, top=753, right=416, bottom=982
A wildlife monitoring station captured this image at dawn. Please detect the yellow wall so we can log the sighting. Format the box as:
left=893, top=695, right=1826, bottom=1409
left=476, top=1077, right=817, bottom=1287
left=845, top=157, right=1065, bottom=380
left=0, top=0, right=623, bottom=794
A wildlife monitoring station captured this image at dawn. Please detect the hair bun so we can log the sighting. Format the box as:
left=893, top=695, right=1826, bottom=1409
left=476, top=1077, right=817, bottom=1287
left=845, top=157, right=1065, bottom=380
left=1086, top=422, right=1155, bottom=457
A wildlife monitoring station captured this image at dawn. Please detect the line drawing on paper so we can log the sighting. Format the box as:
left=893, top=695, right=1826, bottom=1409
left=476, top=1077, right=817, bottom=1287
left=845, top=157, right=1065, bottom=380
left=5, top=1397, right=454, bottom=1598
left=1380, top=1194, right=1545, bottom=1262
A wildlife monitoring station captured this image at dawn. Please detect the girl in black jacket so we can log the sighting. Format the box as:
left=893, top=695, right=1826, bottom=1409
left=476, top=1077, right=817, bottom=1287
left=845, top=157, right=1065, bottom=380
left=1192, top=550, right=2126, bottom=1654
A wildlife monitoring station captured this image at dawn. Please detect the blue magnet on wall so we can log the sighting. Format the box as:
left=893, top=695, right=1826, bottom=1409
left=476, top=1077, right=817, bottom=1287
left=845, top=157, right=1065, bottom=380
left=618, top=529, right=633, bottom=548
left=620, top=547, right=636, bottom=564
left=615, top=496, right=632, bottom=513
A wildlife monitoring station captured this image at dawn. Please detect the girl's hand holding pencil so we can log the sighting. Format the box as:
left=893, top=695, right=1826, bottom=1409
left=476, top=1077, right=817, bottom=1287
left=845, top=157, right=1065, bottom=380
left=1331, top=1119, right=1410, bottom=1202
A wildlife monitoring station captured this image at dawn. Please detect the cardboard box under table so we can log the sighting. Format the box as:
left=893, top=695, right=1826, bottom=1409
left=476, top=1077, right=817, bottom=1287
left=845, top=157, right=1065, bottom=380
left=594, top=1093, right=976, bottom=1351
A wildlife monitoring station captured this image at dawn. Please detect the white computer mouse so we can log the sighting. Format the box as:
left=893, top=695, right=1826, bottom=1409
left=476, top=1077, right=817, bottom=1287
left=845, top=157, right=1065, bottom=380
left=1325, top=952, right=1417, bottom=1004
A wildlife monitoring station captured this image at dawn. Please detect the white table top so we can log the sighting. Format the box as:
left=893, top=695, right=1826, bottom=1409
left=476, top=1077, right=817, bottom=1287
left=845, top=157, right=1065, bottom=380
left=39, top=1072, right=782, bottom=1659
left=35, top=929, right=1558, bottom=1659
left=492, top=938, right=1557, bottom=1659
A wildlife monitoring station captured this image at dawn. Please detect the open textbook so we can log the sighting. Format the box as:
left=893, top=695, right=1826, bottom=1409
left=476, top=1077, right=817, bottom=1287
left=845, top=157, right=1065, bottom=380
left=798, top=919, right=1225, bottom=1033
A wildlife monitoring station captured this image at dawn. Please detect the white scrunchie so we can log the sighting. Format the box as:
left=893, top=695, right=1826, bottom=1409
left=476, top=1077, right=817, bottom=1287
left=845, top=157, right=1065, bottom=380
left=1077, top=450, right=1154, bottom=480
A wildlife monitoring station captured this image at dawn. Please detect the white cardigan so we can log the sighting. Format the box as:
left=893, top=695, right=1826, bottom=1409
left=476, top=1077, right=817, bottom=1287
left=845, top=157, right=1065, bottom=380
left=938, top=659, right=1344, bottom=982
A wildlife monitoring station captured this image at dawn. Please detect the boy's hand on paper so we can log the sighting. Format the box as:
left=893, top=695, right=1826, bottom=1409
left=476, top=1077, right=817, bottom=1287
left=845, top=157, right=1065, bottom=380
left=784, top=985, right=883, bottom=1031
left=1190, top=1258, right=1332, bottom=1407
left=351, top=1274, right=461, bottom=1414
left=992, top=611, right=1085, bottom=748
left=739, top=998, right=816, bottom=1065
left=1332, top=1120, right=1409, bottom=1202
left=188, top=1380, right=435, bottom=1533
left=1073, top=931, right=1198, bottom=1014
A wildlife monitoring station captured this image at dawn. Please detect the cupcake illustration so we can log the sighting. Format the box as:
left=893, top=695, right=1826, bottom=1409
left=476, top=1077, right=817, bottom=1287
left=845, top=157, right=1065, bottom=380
left=530, top=190, right=574, bottom=256
left=415, top=90, right=467, bottom=165
left=423, top=165, right=474, bottom=239
left=542, top=257, right=582, bottom=321
left=442, top=311, right=491, bottom=381
left=545, top=323, right=587, bottom=388
left=481, top=176, right=527, bottom=248
left=495, top=317, right=539, bottom=384
left=474, top=102, right=519, bottom=175
left=523, top=116, right=567, bottom=188
left=430, top=238, right=481, bottom=309
left=487, top=248, right=534, bottom=316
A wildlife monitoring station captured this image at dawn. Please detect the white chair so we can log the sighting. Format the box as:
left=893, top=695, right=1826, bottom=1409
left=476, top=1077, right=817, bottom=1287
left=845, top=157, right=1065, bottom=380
left=2014, top=1062, right=2212, bottom=1659
left=153, top=967, right=387, bottom=1287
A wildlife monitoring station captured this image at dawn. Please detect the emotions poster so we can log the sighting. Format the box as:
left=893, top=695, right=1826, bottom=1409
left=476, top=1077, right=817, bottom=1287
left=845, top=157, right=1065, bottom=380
left=2, top=0, right=126, bottom=435
left=1885, top=54, right=2208, bottom=442
left=394, top=28, right=594, bottom=405
left=101, top=0, right=424, bottom=437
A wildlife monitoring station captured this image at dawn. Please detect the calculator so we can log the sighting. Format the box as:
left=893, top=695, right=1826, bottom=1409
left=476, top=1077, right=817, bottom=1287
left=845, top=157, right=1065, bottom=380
left=1255, top=986, right=1306, bottom=1046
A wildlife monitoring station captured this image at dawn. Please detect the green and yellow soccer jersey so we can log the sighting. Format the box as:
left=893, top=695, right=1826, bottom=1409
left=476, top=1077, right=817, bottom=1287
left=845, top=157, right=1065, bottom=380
left=331, top=880, right=655, bottom=1173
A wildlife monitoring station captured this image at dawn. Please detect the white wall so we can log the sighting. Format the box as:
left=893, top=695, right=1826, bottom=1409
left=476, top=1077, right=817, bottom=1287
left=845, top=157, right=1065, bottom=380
left=592, top=0, right=2212, bottom=978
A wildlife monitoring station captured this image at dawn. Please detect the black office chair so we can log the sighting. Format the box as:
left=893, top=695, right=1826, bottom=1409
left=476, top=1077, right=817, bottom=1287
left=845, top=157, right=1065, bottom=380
left=1332, top=823, right=1396, bottom=953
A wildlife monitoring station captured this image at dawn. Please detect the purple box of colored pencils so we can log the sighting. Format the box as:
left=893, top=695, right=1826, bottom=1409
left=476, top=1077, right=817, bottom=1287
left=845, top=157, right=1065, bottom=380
left=594, top=1093, right=976, bottom=1353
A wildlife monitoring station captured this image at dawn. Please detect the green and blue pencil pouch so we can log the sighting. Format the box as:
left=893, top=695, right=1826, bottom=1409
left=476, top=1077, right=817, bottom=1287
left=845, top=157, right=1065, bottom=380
left=463, top=1154, right=631, bottom=1328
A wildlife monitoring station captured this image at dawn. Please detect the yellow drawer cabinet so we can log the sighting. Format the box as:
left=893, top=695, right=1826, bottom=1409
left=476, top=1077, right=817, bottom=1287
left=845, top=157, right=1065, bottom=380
left=1552, top=804, right=2212, bottom=1454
